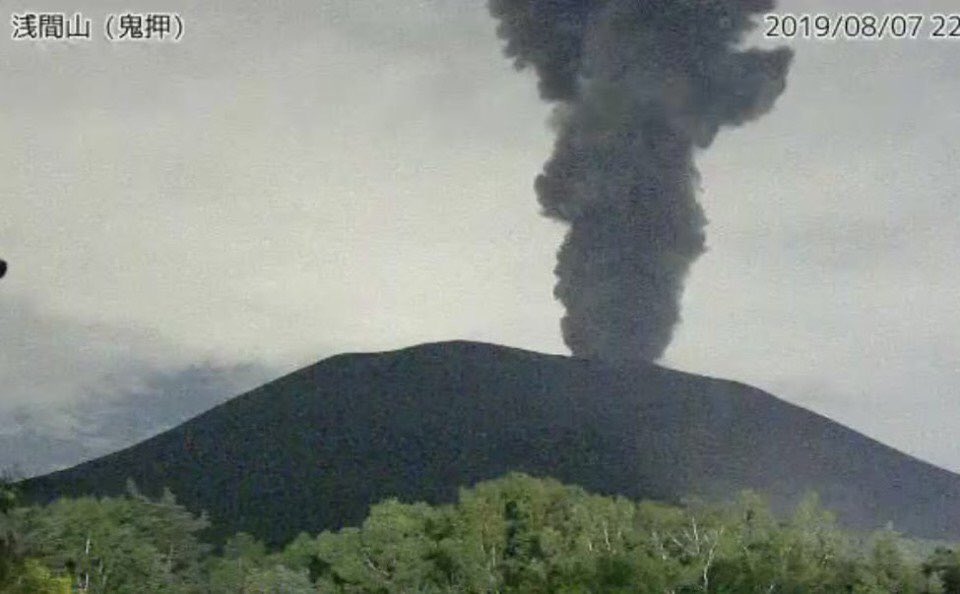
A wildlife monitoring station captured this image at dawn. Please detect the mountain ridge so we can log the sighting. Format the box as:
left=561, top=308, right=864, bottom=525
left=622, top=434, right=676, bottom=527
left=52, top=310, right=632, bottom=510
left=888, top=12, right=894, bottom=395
left=21, top=340, right=960, bottom=546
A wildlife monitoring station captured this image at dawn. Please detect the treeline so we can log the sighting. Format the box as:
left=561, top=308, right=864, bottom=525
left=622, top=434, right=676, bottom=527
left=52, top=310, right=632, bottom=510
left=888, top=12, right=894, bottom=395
left=3, top=473, right=960, bottom=593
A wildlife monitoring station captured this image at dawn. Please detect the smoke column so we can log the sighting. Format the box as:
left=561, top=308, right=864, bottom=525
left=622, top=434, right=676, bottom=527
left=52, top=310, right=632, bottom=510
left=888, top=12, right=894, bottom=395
left=489, top=0, right=792, bottom=363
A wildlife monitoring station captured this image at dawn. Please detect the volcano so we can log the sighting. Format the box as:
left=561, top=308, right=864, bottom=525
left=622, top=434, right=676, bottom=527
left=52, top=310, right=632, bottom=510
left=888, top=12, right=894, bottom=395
left=21, top=341, right=960, bottom=546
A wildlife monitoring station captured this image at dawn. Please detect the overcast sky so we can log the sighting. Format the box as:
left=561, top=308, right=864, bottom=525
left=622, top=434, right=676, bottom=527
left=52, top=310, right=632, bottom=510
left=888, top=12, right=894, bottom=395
left=2, top=0, right=960, bottom=474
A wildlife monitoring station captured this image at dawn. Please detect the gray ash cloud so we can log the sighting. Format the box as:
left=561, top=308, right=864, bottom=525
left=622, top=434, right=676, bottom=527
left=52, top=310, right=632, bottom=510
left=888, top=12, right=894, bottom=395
left=489, top=0, right=792, bottom=363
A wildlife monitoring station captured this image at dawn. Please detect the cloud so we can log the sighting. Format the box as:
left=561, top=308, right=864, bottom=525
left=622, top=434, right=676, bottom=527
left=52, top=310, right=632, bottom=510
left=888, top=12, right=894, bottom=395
left=0, top=296, right=273, bottom=475
left=1, top=0, right=959, bottom=476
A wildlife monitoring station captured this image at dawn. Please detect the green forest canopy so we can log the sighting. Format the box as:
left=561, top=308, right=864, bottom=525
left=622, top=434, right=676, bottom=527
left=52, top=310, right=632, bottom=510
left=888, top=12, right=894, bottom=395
left=3, top=473, right=960, bottom=593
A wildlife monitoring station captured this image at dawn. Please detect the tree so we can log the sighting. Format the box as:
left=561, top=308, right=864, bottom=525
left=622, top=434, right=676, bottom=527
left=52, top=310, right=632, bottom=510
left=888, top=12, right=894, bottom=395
left=4, top=472, right=953, bottom=592
left=924, top=548, right=960, bottom=593
left=0, top=479, right=21, bottom=585
left=207, top=532, right=269, bottom=593
left=16, top=489, right=208, bottom=593
left=0, top=477, right=71, bottom=593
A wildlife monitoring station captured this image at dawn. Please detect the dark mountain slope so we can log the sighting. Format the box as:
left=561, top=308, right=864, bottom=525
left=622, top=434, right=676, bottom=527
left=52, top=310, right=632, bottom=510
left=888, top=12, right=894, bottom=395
left=22, top=341, right=960, bottom=546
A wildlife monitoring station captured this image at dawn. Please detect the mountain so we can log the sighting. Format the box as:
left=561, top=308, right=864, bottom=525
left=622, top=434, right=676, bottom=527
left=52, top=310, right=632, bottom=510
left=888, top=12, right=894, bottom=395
left=20, top=341, right=960, bottom=546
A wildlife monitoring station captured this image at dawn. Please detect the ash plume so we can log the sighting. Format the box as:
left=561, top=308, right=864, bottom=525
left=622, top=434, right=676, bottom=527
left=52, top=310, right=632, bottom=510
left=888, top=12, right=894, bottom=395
left=489, top=0, right=792, bottom=363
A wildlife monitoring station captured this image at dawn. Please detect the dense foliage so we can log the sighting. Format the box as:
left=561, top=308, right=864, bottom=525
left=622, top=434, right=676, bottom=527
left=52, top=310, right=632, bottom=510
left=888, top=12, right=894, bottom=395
left=3, top=474, right=960, bottom=592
